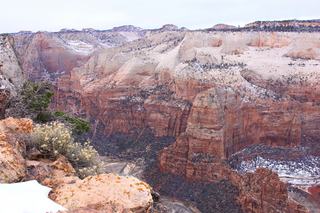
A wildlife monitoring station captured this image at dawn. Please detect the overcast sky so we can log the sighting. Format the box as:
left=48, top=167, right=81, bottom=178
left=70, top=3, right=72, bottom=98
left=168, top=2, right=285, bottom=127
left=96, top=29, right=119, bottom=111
left=1, top=0, right=319, bottom=33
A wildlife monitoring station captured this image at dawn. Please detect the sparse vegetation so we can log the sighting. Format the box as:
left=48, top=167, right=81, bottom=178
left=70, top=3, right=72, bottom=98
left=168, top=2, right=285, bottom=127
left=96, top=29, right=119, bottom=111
left=47, top=110, right=91, bottom=135
left=5, top=80, right=91, bottom=135
left=28, top=121, right=103, bottom=178
left=143, top=163, right=242, bottom=213
left=5, top=81, right=54, bottom=122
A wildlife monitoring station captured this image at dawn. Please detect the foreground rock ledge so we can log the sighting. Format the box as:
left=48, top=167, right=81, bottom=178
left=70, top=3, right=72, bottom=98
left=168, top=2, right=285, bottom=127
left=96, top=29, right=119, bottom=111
left=0, top=117, right=153, bottom=212
left=53, top=173, right=153, bottom=212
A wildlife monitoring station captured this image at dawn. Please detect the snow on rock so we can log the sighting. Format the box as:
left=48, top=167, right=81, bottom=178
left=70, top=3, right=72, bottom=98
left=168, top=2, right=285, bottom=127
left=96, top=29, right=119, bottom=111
left=229, top=145, right=320, bottom=185
left=237, top=155, right=320, bottom=177
left=0, top=180, right=67, bottom=213
left=64, top=40, right=95, bottom=55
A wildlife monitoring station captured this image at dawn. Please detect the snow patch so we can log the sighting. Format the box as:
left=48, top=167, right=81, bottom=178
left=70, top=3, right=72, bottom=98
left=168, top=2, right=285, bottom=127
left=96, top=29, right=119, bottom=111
left=233, top=155, right=320, bottom=185
left=65, top=40, right=94, bottom=54
left=0, top=180, right=67, bottom=213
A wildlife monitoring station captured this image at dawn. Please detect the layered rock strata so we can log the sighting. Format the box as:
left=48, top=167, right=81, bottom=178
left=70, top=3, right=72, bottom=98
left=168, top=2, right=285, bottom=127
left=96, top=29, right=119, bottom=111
left=5, top=28, right=320, bottom=211
left=49, top=30, right=320, bottom=144
left=11, top=29, right=146, bottom=81
left=159, top=86, right=303, bottom=181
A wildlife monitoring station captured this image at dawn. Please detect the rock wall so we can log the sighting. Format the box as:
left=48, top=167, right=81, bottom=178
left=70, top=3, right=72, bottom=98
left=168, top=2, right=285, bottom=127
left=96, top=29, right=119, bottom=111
left=48, top=31, right=320, bottom=141
left=159, top=86, right=303, bottom=182
left=230, top=167, right=308, bottom=213
left=9, top=29, right=320, bottom=173
left=0, top=34, right=26, bottom=118
left=11, top=29, right=147, bottom=81
left=0, top=35, right=25, bottom=86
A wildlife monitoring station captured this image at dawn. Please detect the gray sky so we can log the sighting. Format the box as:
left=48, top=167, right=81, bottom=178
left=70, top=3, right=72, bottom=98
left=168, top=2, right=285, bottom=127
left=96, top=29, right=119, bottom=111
left=1, top=0, right=319, bottom=33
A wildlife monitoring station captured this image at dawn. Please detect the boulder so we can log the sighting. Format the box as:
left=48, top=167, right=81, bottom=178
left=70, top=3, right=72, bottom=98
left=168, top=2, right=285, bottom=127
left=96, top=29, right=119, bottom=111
left=53, top=173, right=153, bottom=212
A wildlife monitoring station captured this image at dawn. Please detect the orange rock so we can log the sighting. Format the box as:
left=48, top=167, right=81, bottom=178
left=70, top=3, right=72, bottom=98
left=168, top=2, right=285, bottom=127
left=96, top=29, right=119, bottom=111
left=0, top=117, right=34, bottom=183
left=53, top=174, right=152, bottom=212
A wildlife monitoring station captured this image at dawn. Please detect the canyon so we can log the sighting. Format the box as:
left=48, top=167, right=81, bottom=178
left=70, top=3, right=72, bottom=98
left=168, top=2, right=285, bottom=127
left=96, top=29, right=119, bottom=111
left=1, top=21, right=320, bottom=212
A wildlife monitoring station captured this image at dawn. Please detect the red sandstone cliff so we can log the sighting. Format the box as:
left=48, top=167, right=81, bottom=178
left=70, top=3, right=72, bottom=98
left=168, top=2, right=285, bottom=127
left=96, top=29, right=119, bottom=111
left=5, top=27, right=320, bottom=211
left=49, top=30, right=320, bottom=150
left=231, top=167, right=308, bottom=213
left=159, top=86, right=304, bottom=182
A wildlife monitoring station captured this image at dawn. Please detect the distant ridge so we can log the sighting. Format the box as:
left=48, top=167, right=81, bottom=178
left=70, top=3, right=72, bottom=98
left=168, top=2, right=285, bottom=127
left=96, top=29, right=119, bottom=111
left=207, top=19, right=320, bottom=32
left=7, top=19, right=320, bottom=35
left=245, top=19, right=320, bottom=27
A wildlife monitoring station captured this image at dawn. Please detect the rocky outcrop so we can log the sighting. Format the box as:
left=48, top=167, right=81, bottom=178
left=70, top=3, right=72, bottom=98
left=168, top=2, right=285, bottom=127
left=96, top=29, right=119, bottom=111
left=308, top=185, right=320, bottom=206
left=161, top=24, right=179, bottom=30
left=25, top=156, right=153, bottom=212
left=53, top=173, right=152, bottom=212
left=230, top=167, right=308, bottom=213
left=159, top=85, right=303, bottom=182
left=0, top=117, right=154, bottom=212
left=111, top=25, right=143, bottom=32
left=0, top=35, right=26, bottom=118
left=0, top=117, right=33, bottom=183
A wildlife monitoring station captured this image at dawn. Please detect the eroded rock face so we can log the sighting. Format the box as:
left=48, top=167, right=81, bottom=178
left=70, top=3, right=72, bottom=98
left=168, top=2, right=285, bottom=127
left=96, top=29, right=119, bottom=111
left=159, top=86, right=303, bottom=182
left=11, top=30, right=147, bottom=81
left=230, top=168, right=309, bottom=213
left=48, top=31, right=320, bottom=146
left=0, top=35, right=26, bottom=118
left=42, top=32, right=320, bottom=199
left=0, top=35, right=25, bottom=86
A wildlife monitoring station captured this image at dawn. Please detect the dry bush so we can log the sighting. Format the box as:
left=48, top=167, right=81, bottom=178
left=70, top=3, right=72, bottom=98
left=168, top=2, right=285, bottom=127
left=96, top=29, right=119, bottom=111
left=29, top=121, right=104, bottom=178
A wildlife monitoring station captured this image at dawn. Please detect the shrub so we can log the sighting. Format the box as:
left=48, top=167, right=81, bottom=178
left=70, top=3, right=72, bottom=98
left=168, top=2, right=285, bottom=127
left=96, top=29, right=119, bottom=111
left=5, top=81, right=91, bottom=135
left=5, top=81, right=55, bottom=121
left=30, top=121, right=104, bottom=178
left=50, top=110, right=91, bottom=135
